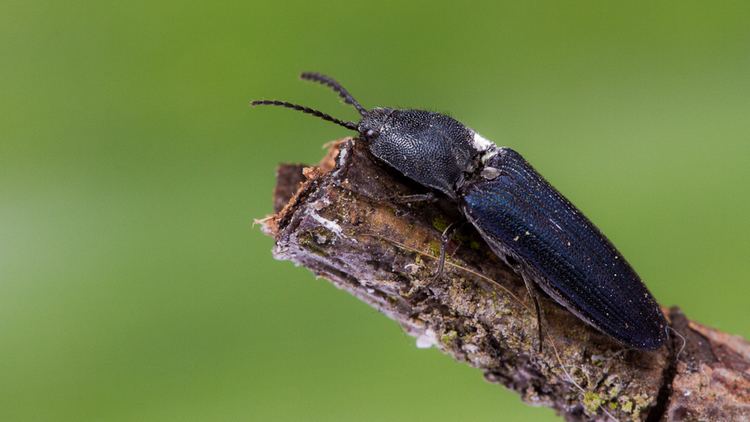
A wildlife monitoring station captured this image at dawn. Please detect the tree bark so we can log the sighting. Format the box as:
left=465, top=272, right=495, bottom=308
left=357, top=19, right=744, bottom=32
left=259, top=138, right=750, bottom=421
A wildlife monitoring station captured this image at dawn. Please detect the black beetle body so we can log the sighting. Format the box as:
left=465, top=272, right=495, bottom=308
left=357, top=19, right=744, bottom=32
left=253, top=73, right=668, bottom=350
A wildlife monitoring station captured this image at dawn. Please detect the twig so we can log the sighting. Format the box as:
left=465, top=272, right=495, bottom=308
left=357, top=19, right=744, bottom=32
left=260, top=138, right=750, bottom=421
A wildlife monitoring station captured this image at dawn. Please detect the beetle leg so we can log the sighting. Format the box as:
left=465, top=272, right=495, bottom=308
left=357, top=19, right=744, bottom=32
left=521, top=275, right=545, bottom=353
left=390, top=192, right=438, bottom=204
left=431, top=221, right=465, bottom=281
left=666, top=326, right=686, bottom=358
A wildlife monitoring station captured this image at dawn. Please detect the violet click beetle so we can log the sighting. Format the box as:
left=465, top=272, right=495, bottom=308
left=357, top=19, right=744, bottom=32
left=252, top=72, right=668, bottom=351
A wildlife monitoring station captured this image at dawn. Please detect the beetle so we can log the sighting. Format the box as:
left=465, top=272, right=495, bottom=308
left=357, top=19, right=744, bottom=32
left=252, top=72, right=668, bottom=351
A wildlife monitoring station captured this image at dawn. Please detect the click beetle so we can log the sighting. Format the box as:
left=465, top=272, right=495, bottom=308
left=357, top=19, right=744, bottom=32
left=252, top=72, right=668, bottom=351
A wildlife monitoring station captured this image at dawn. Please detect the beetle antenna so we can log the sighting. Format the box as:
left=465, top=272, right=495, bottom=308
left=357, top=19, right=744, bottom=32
left=300, top=72, right=367, bottom=116
left=251, top=100, right=359, bottom=131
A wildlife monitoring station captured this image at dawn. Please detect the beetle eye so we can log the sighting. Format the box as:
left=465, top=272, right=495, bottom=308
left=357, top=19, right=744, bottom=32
left=365, top=129, right=377, bottom=138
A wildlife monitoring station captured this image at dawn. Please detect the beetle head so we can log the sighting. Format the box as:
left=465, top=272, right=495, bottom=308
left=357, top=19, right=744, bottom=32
left=357, top=107, right=394, bottom=140
left=252, top=73, right=477, bottom=198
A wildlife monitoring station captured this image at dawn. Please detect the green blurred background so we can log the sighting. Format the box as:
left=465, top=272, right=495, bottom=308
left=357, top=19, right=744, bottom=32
left=2, top=1, right=749, bottom=420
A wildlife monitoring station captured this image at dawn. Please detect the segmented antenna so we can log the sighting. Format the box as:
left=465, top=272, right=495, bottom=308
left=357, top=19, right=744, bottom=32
left=250, top=100, right=358, bottom=131
left=300, top=72, right=367, bottom=116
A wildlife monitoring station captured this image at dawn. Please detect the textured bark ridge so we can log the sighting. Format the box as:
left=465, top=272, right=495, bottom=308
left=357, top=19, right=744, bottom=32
left=260, top=138, right=750, bottom=421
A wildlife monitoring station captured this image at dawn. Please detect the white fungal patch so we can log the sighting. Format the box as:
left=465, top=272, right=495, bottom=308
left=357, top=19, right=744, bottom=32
left=310, top=212, right=343, bottom=236
left=311, top=197, right=331, bottom=210
left=415, top=329, right=437, bottom=349
left=331, top=145, right=349, bottom=178
left=338, top=146, right=348, bottom=160
left=404, top=263, right=421, bottom=274
left=463, top=343, right=479, bottom=354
